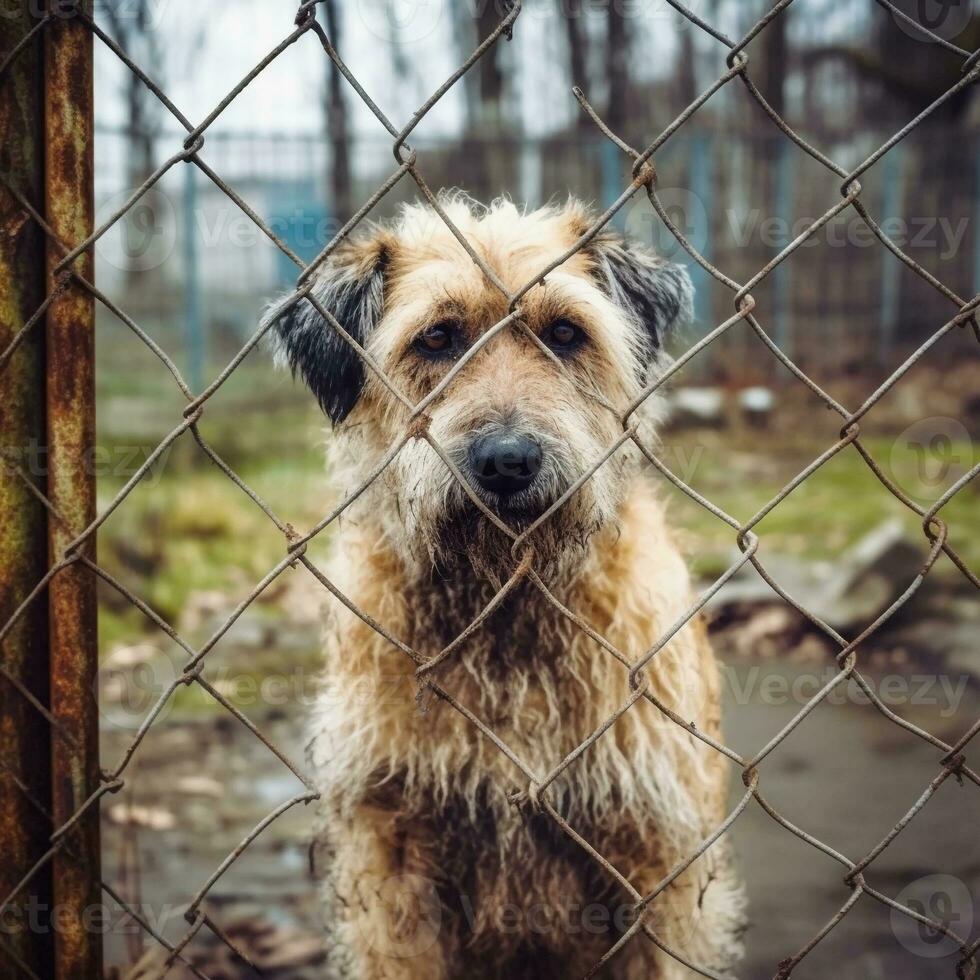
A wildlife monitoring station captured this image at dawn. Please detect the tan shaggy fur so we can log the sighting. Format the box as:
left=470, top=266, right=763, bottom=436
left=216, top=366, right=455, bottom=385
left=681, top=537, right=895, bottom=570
left=274, top=196, right=745, bottom=979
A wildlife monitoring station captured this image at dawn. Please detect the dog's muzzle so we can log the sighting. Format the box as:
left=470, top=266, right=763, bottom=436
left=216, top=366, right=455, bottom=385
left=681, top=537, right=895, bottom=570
left=468, top=431, right=543, bottom=497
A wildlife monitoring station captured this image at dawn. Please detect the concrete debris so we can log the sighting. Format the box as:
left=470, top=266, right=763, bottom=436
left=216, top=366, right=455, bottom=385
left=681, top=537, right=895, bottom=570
left=709, top=520, right=933, bottom=635
left=664, top=386, right=726, bottom=428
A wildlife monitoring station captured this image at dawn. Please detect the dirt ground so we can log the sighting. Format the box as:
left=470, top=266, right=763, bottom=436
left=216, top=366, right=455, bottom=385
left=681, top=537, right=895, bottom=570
left=99, top=598, right=980, bottom=979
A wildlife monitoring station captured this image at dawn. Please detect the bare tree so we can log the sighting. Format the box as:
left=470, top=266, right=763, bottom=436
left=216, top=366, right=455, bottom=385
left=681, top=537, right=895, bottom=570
left=446, top=2, right=520, bottom=197
left=757, top=0, right=787, bottom=120
left=674, top=22, right=698, bottom=110
left=385, top=0, right=412, bottom=97
left=799, top=3, right=979, bottom=126
left=322, top=0, right=352, bottom=218
left=564, top=0, right=590, bottom=127
left=605, top=1, right=630, bottom=137
left=101, top=0, right=163, bottom=189
left=473, top=0, right=508, bottom=131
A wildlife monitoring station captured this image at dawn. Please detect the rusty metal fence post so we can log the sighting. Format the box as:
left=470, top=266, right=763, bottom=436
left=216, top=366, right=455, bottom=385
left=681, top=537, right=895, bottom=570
left=0, top=3, right=99, bottom=977
left=0, top=5, right=53, bottom=977
left=43, top=5, right=101, bottom=979
left=0, top=2, right=978, bottom=978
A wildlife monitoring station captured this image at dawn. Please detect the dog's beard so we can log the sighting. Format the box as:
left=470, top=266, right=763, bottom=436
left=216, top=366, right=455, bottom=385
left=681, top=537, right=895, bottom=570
left=423, top=484, right=605, bottom=581
left=388, top=434, right=623, bottom=581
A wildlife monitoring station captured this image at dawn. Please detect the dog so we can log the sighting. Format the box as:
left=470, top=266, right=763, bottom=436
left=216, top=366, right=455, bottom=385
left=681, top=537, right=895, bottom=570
left=271, top=194, right=745, bottom=979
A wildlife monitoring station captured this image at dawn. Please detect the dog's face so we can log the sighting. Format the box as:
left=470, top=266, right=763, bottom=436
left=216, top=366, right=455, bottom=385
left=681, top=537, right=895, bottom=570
left=273, top=196, right=691, bottom=573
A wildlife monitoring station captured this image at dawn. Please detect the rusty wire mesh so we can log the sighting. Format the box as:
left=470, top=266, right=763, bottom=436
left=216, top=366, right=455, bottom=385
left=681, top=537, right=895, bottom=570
left=1, top=0, right=979, bottom=977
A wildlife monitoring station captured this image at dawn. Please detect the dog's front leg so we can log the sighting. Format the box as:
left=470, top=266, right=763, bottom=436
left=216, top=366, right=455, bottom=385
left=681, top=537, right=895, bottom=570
left=319, top=804, right=453, bottom=980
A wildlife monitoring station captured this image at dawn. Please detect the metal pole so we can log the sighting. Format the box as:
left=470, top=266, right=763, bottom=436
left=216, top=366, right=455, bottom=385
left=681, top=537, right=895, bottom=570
left=43, top=4, right=102, bottom=978
left=688, top=131, right=714, bottom=332
left=183, top=162, right=204, bottom=392
left=973, top=136, right=980, bottom=301
left=878, top=143, right=906, bottom=368
left=518, top=135, right=542, bottom=211
left=0, top=7, right=53, bottom=977
left=599, top=138, right=622, bottom=230
left=772, top=136, right=793, bottom=367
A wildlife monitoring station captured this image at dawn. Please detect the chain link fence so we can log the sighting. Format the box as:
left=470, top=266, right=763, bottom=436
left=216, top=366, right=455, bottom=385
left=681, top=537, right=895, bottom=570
left=91, top=117, right=980, bottom=391
left=1, top=0, right=978, bottom=977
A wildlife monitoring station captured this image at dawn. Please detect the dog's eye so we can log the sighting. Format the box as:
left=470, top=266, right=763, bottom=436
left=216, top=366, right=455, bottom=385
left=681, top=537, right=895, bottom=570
left=414, top=321, right=457, bottom=358
left=544, top=319, right=585, bottom=353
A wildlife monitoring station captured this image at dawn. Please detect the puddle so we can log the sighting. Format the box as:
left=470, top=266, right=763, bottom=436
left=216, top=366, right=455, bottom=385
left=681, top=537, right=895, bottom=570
left=100, top=654, right=979, bottom=978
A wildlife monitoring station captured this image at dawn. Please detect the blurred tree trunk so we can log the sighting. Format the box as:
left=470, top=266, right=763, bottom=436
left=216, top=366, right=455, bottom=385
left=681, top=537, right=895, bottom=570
left=867, top=8, right=978, bottom=348
left=102, top=0, right=161, bottom=189
left=564, top=0, right=589, bottom=127
left=799, top=10, right=978, bottom=125
left=758, top=1, right=787, bottom=120
left=474, top=0, right=506, bottom=131
left=870, top=7, right=978, bottom=122
left=452, top=2, right=516, bottom=197
left=675, top=25, right=698, bottom=109
left=102, top=0, right=163, bottom=293
left=755, top=1, right=788, bottom=238
left=385, top=0, right=411, bottom=94
left=322, top=0, right=351, bottom=218
left=605, top=2, right=629, bottom=137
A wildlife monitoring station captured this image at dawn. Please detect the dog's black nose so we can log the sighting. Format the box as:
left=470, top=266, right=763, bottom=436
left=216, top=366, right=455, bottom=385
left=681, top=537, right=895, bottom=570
left=469, top=432, right=542, bottom=496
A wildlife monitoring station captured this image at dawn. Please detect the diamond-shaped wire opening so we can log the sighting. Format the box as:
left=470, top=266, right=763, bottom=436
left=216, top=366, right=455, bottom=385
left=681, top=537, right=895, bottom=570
left=1, top=2, right=978, bottom=977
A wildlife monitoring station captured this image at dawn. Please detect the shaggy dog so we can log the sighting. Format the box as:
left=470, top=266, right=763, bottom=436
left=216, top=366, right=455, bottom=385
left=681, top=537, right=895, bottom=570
left=271, top=195, right=744, bottom=979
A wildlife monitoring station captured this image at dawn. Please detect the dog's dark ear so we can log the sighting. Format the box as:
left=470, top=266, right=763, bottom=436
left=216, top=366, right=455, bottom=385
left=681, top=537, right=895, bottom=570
left=590, top=233, right=693, bottom=353
left=269, top=235, right=391, bottom=425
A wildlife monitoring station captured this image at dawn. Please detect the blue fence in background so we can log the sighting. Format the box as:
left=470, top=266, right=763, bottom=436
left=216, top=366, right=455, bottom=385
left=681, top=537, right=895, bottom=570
left=95, top=124, right=980, bottom=388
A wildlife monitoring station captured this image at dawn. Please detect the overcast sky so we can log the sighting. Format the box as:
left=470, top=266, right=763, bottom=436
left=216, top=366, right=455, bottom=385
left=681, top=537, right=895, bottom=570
left=92, top=0, right=709, bottom=140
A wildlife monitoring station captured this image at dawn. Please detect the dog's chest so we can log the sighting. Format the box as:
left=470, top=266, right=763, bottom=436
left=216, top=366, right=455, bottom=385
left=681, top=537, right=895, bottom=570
left=408, top=577, right=573, bottom=667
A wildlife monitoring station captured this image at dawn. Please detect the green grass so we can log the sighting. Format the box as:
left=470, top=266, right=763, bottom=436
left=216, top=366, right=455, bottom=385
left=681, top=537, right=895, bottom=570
left=95, top=357, right=328, bottom=651
left=661, top=435, right=977, bottom=581
left=94, top=346, right=977, bottom=681
left=97, top=431, right=976, bottom=645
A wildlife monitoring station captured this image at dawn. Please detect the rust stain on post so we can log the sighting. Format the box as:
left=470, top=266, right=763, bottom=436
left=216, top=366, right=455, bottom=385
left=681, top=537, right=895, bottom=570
left=0, top=6, right=53, bottom=978
left=43, top=3, right=101, bottom=978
